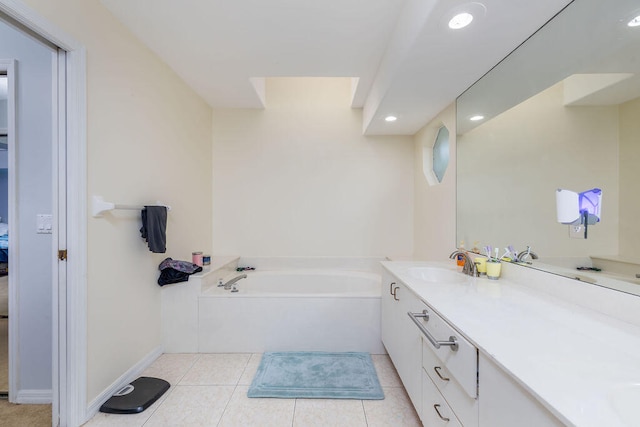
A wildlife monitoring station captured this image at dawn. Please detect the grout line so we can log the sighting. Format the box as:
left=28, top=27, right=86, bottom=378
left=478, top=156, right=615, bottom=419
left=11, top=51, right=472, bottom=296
left=216, top=383, right=238, bottom=427
left=175, top=353, right=202, bottom=385
left=361, top=399, right=369, bottom=427
left=291, top=399, right=297, bottom=427
left=235, top=352, right=257, bottom=386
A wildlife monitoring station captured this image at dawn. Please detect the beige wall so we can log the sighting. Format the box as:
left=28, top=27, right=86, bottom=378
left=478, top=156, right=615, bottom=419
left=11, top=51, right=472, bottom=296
left=457, top=82, right=619, bottom=260
left=413, top=104, right=457, bottom=261
left=23, top=0, right=213, bottom=403
left=212, top=77, right=414, bottom=258
left=619, top=96, right=640, bottom=257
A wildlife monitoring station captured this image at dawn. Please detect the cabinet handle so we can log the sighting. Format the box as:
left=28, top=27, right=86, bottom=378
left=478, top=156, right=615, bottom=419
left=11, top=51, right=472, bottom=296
left=389, top=282, right=396, bottom=295
left=434, top=366, right=450, bottom=381
left=392, top=286, right=399, bottom=301
left=407, top=310, right=459, bottom=351
left=433, top=404, right=450, bottom=422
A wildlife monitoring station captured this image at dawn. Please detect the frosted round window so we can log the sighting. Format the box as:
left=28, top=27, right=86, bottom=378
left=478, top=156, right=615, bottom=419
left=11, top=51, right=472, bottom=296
left=423, top=125, right=450, bottom=186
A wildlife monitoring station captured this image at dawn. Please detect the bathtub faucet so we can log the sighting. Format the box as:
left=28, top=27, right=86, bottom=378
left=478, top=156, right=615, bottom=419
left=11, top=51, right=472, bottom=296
left=222, top=274, right=247, bottom=292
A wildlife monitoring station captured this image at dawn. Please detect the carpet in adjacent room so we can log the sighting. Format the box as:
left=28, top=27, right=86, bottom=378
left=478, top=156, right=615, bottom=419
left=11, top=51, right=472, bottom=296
left=248, top=351, right=384, bottom=400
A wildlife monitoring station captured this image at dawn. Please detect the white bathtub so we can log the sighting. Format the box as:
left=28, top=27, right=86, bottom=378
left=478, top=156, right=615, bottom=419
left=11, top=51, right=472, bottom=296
left=207, top=269, right=380, bottom=296
left=197, top=268, right=384, bottom=353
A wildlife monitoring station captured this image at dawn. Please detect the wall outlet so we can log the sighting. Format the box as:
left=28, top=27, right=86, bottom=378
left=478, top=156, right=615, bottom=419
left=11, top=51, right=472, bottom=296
left=569, top=224, right=585, bottom=239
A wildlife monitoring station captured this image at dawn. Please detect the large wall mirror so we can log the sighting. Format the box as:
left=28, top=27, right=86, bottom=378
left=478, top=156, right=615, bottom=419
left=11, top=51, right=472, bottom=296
left=456, top=0, right=640, bottom=296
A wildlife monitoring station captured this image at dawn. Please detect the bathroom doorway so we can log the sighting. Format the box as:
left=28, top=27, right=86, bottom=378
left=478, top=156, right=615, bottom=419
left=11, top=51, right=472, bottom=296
left=0, top=2, right=87, bottom=424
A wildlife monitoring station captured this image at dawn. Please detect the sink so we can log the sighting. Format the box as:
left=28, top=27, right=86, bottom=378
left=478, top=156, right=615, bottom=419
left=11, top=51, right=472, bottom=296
left=406, top=267, right=468, bottom=284
left=608, top=384, right=640, bottom=425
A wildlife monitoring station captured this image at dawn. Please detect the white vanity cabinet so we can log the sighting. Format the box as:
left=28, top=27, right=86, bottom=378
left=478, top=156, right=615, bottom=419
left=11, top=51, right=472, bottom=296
left=381, top=270, right=428, bottom=417
left=381, top=264, right=566, bottom=427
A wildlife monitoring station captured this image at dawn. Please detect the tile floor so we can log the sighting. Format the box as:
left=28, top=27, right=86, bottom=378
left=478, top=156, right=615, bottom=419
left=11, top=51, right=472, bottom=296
left=83, top=353, right=422, bottom=427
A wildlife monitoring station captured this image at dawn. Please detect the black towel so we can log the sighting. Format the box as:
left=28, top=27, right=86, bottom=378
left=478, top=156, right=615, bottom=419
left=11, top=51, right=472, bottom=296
left=140, top=206, right=167, bottom=253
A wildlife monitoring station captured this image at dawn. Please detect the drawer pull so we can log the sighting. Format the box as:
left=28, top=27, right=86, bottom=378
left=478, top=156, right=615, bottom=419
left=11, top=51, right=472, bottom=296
left=434, top=366, right=450, bottom=381
left=433, top=404, right=450, bottom=422
left=393, top=287, right=399, bottom=301
left=407, top=310, right=459, bottom=351
left=389, top=282, right=396, bottom=295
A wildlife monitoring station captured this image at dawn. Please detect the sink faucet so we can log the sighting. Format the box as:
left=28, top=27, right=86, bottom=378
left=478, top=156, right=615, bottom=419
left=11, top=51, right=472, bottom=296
left=449, top=250, right=479, bottom=277
left=220, top=274, right=247, bottom=292
left=516, top=246, right=538, bottom=264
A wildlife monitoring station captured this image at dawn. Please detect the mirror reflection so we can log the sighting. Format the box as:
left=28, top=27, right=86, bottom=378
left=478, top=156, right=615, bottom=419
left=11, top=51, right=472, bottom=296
left=456, top=0, right=640, bottom=296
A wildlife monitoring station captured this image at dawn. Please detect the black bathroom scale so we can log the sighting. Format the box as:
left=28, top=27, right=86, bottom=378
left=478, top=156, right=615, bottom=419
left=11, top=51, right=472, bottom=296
left=99, top=377, right=170, bottom=414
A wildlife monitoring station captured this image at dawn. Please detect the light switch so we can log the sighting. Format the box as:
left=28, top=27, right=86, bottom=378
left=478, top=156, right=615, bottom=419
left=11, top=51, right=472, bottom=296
left=37, top=214, right=53, bottom=234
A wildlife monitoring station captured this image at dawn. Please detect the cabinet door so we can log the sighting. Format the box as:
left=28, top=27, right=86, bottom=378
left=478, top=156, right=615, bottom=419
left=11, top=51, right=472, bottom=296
left=396, top=283, right=427, bottom=413
left=381, top=270, right=400, bottom=361
left=479, top=354, right=564, bottom=427
left=380, top=271, right=425, bottom=416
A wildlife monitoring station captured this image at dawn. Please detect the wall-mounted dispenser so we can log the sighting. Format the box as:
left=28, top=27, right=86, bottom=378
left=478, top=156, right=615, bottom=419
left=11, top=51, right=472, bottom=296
left=556, top=188, right=602, bottom=238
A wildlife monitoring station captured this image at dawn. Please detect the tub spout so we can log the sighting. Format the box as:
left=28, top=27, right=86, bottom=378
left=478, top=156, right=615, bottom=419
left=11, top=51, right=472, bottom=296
left=223, top=274, right=247, bottom=291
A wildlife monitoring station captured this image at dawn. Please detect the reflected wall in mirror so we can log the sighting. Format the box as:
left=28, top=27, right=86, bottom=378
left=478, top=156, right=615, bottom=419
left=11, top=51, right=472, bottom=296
left=456, top=0, right=640, bottom=296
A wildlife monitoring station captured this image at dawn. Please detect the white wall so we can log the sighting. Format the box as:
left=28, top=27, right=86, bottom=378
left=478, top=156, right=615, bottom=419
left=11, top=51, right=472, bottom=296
left=457, top=82, right=619, bottom=259
left=0, top=18, right=54, bottom=395
left=22, top=0, right=213, bottom=405
left=212, top=77, right=414, bottom=258
left=413, top=104, right=457, bottom=260
left=619, top=96, right=640, bottom=257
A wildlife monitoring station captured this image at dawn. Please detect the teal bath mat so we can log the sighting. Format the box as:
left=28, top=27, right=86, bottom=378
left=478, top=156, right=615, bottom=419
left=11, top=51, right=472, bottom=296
left=247, top=351, right=384, bottom=400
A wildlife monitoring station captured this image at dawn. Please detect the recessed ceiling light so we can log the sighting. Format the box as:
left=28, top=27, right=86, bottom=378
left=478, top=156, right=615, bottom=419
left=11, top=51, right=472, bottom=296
left=385, top=115, right=397, bottom=122
left=628, top=15, right=640, bottom=27
left=449, top=12, right=474, bottom=29
left=469, top=115, right=484, bottom=121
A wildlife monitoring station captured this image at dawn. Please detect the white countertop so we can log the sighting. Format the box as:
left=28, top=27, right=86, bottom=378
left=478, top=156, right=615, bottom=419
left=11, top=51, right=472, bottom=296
left=381, top=261, right=640, bottom=427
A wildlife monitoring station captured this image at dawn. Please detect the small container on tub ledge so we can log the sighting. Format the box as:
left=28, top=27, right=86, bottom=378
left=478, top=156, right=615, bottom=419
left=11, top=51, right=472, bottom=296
left=192, top=251, right=203, bottom=267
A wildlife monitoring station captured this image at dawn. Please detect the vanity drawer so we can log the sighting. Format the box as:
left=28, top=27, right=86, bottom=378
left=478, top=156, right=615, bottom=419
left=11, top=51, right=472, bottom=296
left=423, top=341, right=479, bottom=426
left=422, top=370, right=463, bottom=427
left=409, top=306, right=477, bottom=398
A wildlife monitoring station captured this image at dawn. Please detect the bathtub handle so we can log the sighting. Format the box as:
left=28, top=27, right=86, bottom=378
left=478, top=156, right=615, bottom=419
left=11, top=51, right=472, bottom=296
left=392, top=286, right=399, bottom=301
left=389, top=282, right=396, bottom=295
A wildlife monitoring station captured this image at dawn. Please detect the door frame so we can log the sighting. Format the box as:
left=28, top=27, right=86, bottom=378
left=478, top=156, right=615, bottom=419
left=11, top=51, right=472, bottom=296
left=0, top=1, right=86, bottom=426
left=0, top=58, right=16, bottom=402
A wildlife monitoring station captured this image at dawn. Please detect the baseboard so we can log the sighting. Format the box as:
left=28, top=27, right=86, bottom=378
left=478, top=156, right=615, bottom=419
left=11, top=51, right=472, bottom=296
left=84, top=345, right=163, bottom=421
left=15, top=389, right=52, bottom=404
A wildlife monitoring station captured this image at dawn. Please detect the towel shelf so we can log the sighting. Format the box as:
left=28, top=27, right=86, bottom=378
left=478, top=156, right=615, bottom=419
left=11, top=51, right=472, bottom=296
left=92, top=195, right=171, bottom=218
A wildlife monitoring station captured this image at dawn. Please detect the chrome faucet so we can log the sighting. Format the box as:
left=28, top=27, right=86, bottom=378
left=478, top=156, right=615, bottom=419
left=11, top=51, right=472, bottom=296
left=449, top=250, right=479, bottom=277
left=516, top=246, right=538, bottom=264
left=220, top=274, right=247, bottom=292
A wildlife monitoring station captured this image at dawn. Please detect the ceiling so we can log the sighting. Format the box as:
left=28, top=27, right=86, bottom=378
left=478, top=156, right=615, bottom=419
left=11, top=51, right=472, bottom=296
left=100, top=0, right=572, bottom=135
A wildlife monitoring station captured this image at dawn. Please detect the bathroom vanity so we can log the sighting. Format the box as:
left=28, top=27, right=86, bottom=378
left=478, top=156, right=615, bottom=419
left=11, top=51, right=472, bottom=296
left=381, top=261, right=640, bottom=426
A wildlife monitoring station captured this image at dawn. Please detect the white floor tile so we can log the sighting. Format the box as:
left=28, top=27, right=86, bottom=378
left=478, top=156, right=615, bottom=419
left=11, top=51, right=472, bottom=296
left=237, top=353, right=263, bottom=386
left=293, top=399, right=367, bottom=427
left=363, top=387, right=422, bottom=427
left=142, top=353, right=200, bottom=385
left=371, top=354, right=403, bottom=388
left=143, top=385, right=234, bottom=427
left=180, top=353, right=251, bottom=385
left=83, top=353, right=422, bottom=427
left=218, top=386, right=295, bottom=427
